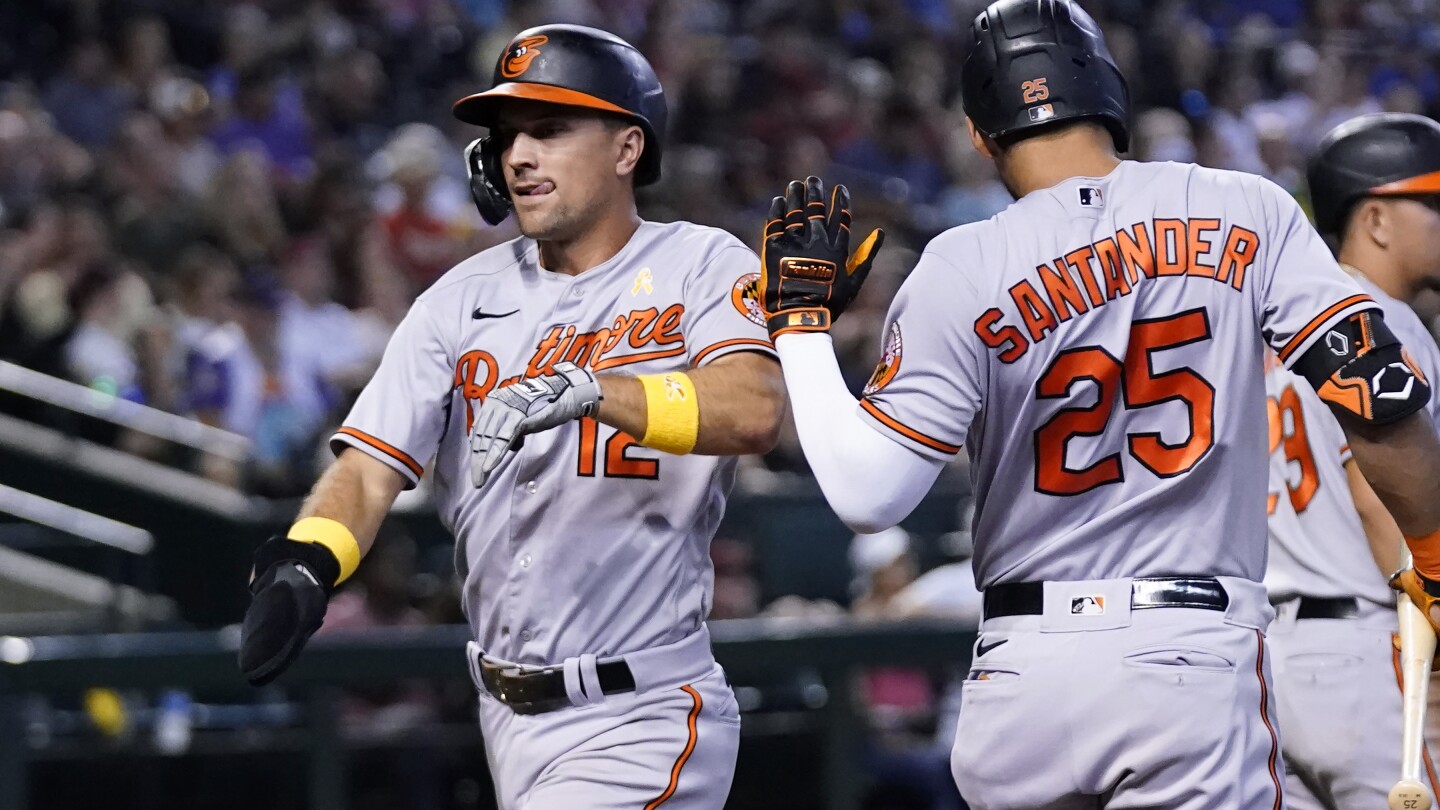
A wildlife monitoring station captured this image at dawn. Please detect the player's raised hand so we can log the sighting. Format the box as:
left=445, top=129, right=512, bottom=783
left=759, top=175, right=884, bottom=339
left=470, top=361, right=602, bottom=487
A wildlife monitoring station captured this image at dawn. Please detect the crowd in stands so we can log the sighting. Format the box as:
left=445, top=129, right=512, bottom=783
left=1, top=0, right=1439, bottom=498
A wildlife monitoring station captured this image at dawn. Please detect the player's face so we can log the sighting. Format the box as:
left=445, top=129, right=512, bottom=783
left=1384, top=196, right=1440, bottom=289
left=492, top=101, right=643, bottom=241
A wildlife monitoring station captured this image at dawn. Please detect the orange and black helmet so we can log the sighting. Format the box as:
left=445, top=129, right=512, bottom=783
left=453, top=24, right=667, bottom=186
left=1308, top=113, right=1440, bottom=236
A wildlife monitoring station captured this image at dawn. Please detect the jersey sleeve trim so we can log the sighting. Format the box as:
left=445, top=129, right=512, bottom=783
left=331, top=427, right=425, bottom=481
left=691, top=338, right=777, bottom=367
left=859, top=399, right=962, bottom=456
left=1277, top=294, right=1376, bottom=363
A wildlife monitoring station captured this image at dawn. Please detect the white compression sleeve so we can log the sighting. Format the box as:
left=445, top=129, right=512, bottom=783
left=774, top=332, right=945, bottom=533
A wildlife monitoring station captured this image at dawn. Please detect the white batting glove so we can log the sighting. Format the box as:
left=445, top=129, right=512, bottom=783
left=470, top=361, right=602, bottom=488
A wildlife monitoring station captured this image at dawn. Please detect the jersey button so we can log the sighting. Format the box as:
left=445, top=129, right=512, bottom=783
left=519, top=554, right=532, bottom=569
left=519, top=629, right=533, bottom=642
left=572, top=287, right=585, bottom=297
left=525, top=480, right=538, bottom=494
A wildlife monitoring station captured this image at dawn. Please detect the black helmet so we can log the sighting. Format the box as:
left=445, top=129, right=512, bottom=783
left=452, top=24, right=668, bottom=224
left=1307, top=112, right=1440, bottom=236
left=960, top=0, right=1130, bottom=152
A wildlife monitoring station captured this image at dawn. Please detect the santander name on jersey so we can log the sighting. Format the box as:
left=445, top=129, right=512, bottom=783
left=975, top=216, right=1260, bottom=363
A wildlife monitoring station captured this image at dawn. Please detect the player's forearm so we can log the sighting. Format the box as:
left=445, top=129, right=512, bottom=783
left=295, top=449, right=407, bottom=558
left=1344, top=459, right=1404, bottom=576
left=774, top=333, right=943, bottom=533
left=1339, top=411, right=1440, bottom=539
left=595, top=353, right=786, bottom=456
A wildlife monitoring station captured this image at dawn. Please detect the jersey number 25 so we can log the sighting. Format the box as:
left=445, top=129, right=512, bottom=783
left=1033, top=309, right=1215, bottom=496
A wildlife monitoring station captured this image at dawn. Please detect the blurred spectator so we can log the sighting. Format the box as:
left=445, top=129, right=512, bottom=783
left=42, top=39, right=133, bottom=150
left=150, top=76, right=222, bottom=198
left=372, top=124, right=472, bottom=290
left=833, top=95, right=946, bottom=207
left=205, top=150, right=287, bottom=266
left=209, top=64, right=313, bottom=179
left=186, top=274, right=328, bottom=494
left=277, top=236, right=388, bottom=399
left=62, top=263, right=157, bottom=402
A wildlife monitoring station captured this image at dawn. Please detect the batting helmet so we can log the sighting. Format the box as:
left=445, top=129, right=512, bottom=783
left=1307, top=112, right=1440, bottom=236
left=960, top=0, right=1130, bottom=153
left=452, top=24, right=668, bottom=225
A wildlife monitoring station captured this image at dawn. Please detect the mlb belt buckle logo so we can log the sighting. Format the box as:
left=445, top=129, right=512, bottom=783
left=1071, top=595, right=1106, bottom=615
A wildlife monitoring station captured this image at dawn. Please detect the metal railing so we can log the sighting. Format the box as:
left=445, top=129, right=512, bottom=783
left=0, top=484, right=153, bottom=556
left=0, top=618, right=978, bottom=810
left=0, top=360, right=251, bottom=462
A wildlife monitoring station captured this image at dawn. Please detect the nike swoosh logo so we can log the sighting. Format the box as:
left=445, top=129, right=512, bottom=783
left=976, top=638, right=1008, bottom=657
left=472, top=307, right=519, bottom=320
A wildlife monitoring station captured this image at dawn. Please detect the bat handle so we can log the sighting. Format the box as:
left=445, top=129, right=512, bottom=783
left=1393, top=592, right=1436, bottom=810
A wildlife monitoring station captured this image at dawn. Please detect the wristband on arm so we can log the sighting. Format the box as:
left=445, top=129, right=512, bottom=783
left=638, top=372, right=699, bottom=455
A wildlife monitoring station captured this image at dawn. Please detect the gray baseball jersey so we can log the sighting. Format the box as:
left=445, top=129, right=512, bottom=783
left=1263, top=270, right=1440, bottom=810
left=331, top=220, right=775, bottom=664
left=1262, top=360, right=1391, bottom=606
left=859, top=160, right=1375, bottom=588
left=1264, top=267, right=1440, bottom=606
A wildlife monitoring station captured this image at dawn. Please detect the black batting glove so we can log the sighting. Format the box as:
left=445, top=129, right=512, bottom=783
left=760, top=175, right=884, bottom=339
left=238, top=536, right=341, bottom=686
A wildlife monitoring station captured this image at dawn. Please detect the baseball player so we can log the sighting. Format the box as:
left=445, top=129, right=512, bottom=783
left=236, top=25, right=785, bottom=810
left=1265, top=112, right=1440, bottom=810
left=758, top=1, right=1440, bottom=808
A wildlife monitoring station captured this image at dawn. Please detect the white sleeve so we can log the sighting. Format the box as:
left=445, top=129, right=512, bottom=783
left=775, top=332, right=944, bottom=533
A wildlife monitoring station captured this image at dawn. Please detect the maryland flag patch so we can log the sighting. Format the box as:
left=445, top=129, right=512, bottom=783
left=732, top=273, right=766, bottom=326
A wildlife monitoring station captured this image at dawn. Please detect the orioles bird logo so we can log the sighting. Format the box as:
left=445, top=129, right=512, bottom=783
left=863, top=321, right=903, bottom=396
left=501, top=35, right=548, bottom=78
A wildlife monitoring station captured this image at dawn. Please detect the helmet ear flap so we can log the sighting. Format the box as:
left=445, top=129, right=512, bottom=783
left=465, top=137, right=512, bottom=226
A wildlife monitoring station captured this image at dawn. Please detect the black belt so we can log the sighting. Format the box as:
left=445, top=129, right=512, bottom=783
left=1293, top=596, right=1359, bottom=620
left=477, top=656, right=637, bottom=715
left=984, top=577, right=1230, bottom=619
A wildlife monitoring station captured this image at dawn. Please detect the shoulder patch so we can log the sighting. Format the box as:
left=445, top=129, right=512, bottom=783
left=731, top=273, right=765, bottom=326
left=863, top=321, right=904, bottom=396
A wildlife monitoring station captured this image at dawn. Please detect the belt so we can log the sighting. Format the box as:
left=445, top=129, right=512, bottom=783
left=477, top=656, right=637, bottom=715
left=984, top=577, right=1230, bottom=619
left=1294, top=596, right=1359, bottom=620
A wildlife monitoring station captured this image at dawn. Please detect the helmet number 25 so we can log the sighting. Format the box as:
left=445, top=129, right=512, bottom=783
left=1021, top=78, right=1050, bottom=103
left=1033, top=309, right=1215, bottom=496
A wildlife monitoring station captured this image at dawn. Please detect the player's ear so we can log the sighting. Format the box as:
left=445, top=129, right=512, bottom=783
left=1353, top=199, right=1391, bottom=251
left=613, top=123, right=644, bottom=183
left=966, top=117, right=995, bottom=159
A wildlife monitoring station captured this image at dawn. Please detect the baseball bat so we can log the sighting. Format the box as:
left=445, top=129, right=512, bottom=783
left=1390, top=585, right=1437, bottom=810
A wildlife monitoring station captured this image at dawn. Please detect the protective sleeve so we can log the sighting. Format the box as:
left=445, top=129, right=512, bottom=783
left=329, top=299, right=454, bottom=488
left=774, top=332, right=945, bottom=534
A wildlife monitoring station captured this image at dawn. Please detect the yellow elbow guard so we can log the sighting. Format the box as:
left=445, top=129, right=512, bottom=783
left=288, top=517, right=362, bottom=584
left=638, top=372, right=700, bottom=454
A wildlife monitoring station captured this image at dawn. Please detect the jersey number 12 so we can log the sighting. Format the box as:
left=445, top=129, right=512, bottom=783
left=576, top=417, right=660, bottom=479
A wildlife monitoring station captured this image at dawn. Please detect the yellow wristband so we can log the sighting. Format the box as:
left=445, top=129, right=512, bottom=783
left=288, top=517, right=362, bottom=584
left=638, top=372, right=700, bottom=455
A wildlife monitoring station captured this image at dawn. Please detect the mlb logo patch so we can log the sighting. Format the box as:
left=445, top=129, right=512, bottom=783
left=1079, top=186, right=1105, bottom=207
left=1028, top=104, right=1055, bottom=122
left=1071, top=595, right=1105, bottom=615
